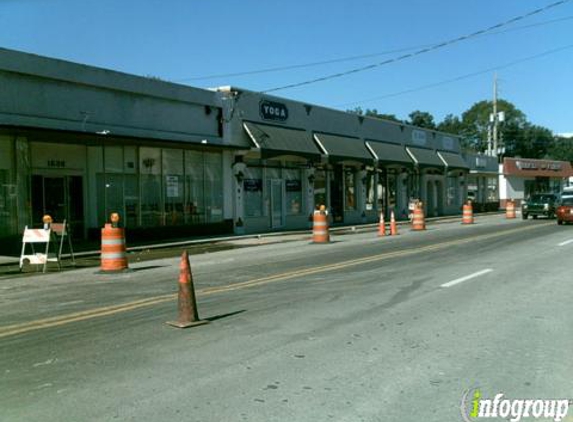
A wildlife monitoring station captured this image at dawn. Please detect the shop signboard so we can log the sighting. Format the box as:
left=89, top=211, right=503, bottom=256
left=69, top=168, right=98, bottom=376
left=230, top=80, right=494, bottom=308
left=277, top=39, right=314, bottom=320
left=285, top=180, right=301, bottom=192
left=244, top=178, right=262, bottom=192
left=259, top=100, right=288, bottom=122
left=516, top=160, right=562, bottom=171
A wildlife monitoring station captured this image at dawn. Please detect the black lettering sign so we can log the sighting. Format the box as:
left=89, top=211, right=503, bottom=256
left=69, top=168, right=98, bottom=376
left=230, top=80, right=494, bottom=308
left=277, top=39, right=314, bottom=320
left=285, top=180, right=301, bottom=192
left=259, top=100, right=288, bottom=122
left=243, top=179, right=262, bottom=192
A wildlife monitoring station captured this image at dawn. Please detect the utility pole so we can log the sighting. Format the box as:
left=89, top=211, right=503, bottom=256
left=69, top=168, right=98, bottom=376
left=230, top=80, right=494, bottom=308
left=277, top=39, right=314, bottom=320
left=492, top=72, right=498, bottom=157
left=488, top=73, right=504, bottom=158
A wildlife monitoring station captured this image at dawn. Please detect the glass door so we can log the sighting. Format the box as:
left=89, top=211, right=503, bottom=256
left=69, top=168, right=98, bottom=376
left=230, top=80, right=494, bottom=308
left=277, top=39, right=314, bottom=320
left=31, top=175, right=84, bottom=236
left=270, top=179, right=284, bottom=229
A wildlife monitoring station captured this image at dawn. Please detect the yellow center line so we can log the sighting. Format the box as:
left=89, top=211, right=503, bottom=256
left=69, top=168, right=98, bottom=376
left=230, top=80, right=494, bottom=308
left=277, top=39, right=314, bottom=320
left=0, top=222, right=551, bottom=339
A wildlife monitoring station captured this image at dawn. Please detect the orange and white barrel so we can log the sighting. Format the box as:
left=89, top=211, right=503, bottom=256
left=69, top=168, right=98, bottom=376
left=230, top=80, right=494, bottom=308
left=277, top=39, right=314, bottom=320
left=411, top=207, right=426, bottom=231
left=312, top=211, right=330, bottom=243
left=101, top=223, right=128, bottom=272
left=462, top=203, right=474, bottom=224
left=506, top=200, right=516, bottom=219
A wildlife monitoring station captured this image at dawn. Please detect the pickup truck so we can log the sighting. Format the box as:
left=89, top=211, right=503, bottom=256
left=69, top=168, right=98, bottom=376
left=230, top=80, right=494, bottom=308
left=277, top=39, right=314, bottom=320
left=521, top=193, right=558, bottom=219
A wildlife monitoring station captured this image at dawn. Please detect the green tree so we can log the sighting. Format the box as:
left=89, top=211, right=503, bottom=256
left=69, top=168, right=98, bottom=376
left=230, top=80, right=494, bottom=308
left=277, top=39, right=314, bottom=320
left=460, top=99, right=527, bottom=153
left=347, top=107, right=402, bottom=123
left=407, top=110, right=436, bottom=129
left=437, top=114, right=463, bottom=134
left=504, top=123, right=554, bottom=158
left=548, top=136, right=573, bottom=162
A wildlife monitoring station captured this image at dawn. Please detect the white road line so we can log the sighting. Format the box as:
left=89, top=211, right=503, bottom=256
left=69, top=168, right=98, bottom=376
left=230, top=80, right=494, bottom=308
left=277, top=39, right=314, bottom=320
left=558, top=239, right=573, bottom=247
left=441, top=269, right=494, bottom=288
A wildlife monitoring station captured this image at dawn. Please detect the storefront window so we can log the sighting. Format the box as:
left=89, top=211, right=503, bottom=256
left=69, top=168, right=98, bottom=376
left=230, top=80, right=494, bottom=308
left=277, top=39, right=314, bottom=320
left=487, top=177, right=498, bottom=202
left=265, top=166, right=281, bottom=217
left=104, top=146, right=123, bottom=173
left=376, top=171, right=386, bottom=213
left=244, top=167, right=263, bottom=217
left=314, top=169, right=327, bottom=210
left=284, top=168, right=302, bottom=215
left=185, top=151, right=205, bottom=224
left=446, top=176, right=457, bottom=206
left=140, top=148, right=162, bottom=226
left=105, top=174, right=124, bottom=218
left=550, top=179, right=562, bottom=193
left=387, top=172, right=397, bottom=212
left=124, top=174, right=138, bottom=228
left=0, top=137, right=16, bottom=236
left=163, top=149, right=184, bottom=226
left=344, top=168, right=356, bottom=211
left=467, top=176, right=478, bottom=202
left=204, top=152, right=223, bottom=223
left=124, top=147, right=139, bottom=227
left=365, top=171, right=375, bottom=211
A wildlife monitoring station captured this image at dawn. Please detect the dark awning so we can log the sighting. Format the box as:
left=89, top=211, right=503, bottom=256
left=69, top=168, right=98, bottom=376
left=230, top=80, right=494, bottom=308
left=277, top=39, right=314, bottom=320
left=406, top=146, right=444, bottom=169
left=366, top=140, right=413, bottom=166
left=243, top=122, right=321, bottom=160
left=314, top=133, right=373, bottom=164
left=437, top=151, right=469, bottom=170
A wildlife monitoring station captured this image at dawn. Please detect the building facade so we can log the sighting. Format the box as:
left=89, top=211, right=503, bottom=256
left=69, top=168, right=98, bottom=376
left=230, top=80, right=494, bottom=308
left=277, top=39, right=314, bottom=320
left=0, top=48, right=234, bottom=242
left=218, top=87, right=469, bottom=233
left=0, top=48, right=469, bottom=243
left=499, top=157, right=573, bottom=207
left=464, top=153, right=500, bottom=212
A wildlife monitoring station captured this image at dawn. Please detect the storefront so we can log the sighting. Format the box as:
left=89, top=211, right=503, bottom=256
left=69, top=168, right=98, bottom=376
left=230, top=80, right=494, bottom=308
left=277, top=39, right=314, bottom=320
left=1, top=47, right=470, bottom=243
left=218, top=87, right=468, bottom=233
left=0, top=47, right=233, bottom=246
left=464, top=153, right=499, bottom=212
left=499, top=157, right=573, bottom=208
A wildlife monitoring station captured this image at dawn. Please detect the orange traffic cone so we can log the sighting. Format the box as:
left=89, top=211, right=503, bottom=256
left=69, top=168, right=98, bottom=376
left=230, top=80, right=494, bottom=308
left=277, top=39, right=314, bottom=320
left=167, top=250, right=208, bottom=329
left=390, top=210, right=398, bottom=236
left=378, top=212, right=386, bottom=237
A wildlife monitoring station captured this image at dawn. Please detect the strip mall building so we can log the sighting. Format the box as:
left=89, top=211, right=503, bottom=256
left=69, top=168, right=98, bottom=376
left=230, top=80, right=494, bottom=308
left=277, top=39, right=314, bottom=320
left=0, top=48, right=470, bottom=243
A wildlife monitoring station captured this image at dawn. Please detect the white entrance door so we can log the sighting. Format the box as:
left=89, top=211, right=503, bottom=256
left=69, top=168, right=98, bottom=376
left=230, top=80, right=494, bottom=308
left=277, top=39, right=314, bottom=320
left=270, top=179, right=284, bottom=229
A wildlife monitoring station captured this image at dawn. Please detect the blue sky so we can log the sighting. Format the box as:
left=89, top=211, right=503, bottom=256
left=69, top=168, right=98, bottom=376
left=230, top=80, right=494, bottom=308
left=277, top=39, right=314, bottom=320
left=1, top=0, right=572, bottom=134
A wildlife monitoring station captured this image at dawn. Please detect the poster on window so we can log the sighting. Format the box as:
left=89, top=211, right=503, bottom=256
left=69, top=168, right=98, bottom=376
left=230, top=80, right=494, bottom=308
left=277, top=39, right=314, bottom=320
left=166, top=175, right=179, bottom=198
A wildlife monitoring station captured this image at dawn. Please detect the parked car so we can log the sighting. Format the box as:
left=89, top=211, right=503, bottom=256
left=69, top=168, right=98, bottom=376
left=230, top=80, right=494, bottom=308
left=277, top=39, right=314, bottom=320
left=521, top=193, right=558, bottom=219
left=556, top=197, right=573, bottom=225
left=560, top=187, right=573, bottom=201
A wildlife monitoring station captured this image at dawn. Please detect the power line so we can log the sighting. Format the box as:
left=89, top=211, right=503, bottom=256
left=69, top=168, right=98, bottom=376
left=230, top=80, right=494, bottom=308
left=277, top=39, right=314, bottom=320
left=260, top=0, right=572, bottom=93
left=176, top=14, right=573, bottom=83
left=334, top=44, right=573, bottom=108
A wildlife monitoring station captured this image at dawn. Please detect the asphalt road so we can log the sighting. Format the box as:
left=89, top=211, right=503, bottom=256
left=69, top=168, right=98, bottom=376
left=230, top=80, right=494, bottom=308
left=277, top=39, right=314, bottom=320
left=1, top=215, right=572, bottom=422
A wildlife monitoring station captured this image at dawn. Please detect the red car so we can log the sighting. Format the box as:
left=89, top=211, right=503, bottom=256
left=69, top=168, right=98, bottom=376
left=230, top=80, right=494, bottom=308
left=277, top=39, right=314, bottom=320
left=556, top=197, right=573, bottom=225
